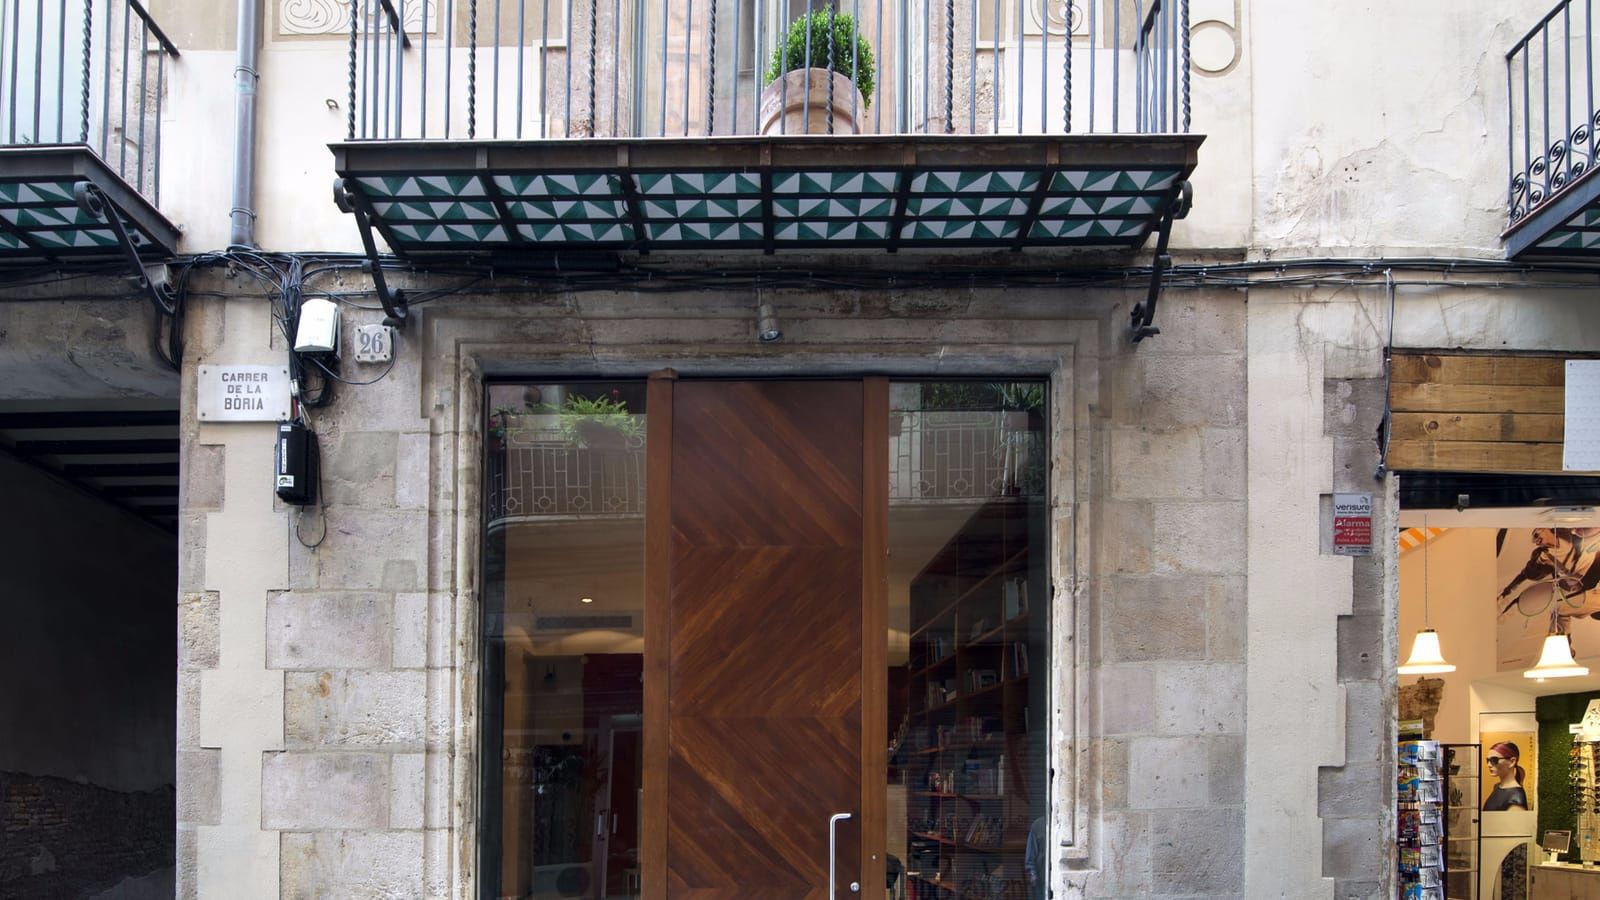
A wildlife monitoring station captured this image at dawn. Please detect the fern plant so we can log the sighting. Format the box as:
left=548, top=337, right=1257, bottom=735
left=558, top=394, right=643, bottom=447
left=766, top=10, right=876, bottom=107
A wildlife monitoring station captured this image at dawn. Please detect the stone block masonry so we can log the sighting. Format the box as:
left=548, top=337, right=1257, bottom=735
left=1070, top=290, right=1250, bottom=897
left=171, top=279, right=1395, bottom=897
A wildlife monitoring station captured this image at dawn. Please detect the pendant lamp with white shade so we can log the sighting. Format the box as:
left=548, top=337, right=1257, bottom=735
left=1524, top=630, right=1590, bottom=681
left=1400, top=518, right=1456, bottom=676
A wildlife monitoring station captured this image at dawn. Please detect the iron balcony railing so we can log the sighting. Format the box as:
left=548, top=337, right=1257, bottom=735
left=486, top=414, right=648, bottom=521
left=485, top=410, right=1043, bottom=524
left=344, top=0, right=1189, bottom=140
left=1506, top=0, right=1600, bottom=227
left=0, top=0, right=178, bottom=205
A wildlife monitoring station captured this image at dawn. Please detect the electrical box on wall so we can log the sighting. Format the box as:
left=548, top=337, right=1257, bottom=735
left=294, top=297, right=340, bottom=355
left=274, top=421, right=319, bottom=505
left=354, top=323, right=394, bottom=363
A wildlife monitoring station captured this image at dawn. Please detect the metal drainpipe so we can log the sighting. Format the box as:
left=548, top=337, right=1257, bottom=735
left=230, top=0, right=261, bottom=248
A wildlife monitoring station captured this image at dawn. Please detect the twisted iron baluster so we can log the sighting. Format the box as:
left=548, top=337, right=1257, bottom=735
left=348, top=0, right=358, bottom=139
left=1062, top=1, right=1075, bottom=130
left=1180, top=0, right=1190, bottom=131
left=589, top=0, right=599, bottom=135
left=944, top=0, right=952, bottom=132
left=825, top=4, right=835, bottom=134
left=79, top=0, right=92, bottom=141
left=707, top=0, right=717, bottom=134
left=468, top=0, right=477, bottom=138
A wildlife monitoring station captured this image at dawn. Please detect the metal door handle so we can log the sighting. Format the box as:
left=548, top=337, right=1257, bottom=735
left=829, top=812, right=853, bottom=900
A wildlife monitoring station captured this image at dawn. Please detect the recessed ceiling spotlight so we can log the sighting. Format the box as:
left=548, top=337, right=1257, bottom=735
left=580, top=596, right=594, bottom=604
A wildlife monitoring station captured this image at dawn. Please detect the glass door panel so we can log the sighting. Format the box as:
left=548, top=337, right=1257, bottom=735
left=481, top=381, right=648, bottom=900
left=886, top=380, right=1049, bottom=900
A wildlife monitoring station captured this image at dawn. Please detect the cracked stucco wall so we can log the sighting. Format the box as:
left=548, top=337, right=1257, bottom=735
left=1249, top=0, right=1555, bottom=257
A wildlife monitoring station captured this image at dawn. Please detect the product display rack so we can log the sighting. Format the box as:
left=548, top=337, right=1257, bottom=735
left=1399, top=740, right=1446, bottom=900
left=1571, top=739, right=1600, bottom=862
left=900, top=498, right=1047, bottom=900
left=1441, top=744, right=1479, bottom=900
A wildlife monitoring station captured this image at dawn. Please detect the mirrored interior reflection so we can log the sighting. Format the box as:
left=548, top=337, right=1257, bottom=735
left=482, top=382, right=647, bottom=900
left=886, top=381, right=1050, bottom=900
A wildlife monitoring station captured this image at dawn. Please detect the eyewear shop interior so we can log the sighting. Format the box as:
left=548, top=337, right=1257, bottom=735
left=479, top=378, right=1053, bottom=900
left=1397, top=506, right=1600, bottom=900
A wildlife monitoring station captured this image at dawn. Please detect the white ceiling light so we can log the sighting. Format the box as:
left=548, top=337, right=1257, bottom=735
left=1400, top=629, right=1457, bottom=675
left=1400, top=516, right=1456, bottom=676
left=1524, top=632, right=1590, bottom=681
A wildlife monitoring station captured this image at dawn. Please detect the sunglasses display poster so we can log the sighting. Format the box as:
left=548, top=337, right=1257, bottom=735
left=1479, top=730, right=1536, bottom=815
left=1478, top=714, right=1537, bottom=900
left=1496, top=528, right=1600, bottom=670
left=1479, top=718, right=1538, bottom=834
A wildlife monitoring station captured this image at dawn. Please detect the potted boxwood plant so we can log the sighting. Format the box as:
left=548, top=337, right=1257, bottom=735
left=760, top=10, right=876, bottom=135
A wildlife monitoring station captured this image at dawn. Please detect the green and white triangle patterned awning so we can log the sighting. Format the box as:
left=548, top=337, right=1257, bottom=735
left=0, top=147, right=181, bottom=265
left=333, top=135, right=1201, bottom=257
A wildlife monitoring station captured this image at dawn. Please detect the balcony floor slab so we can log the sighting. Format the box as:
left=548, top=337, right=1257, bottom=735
left=0, top=146, right=181, bottom=268
left=331, top=134, right=1202, bottom=259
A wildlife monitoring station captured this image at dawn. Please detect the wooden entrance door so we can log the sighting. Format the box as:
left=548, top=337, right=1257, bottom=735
left=644, top=376, right=887, bottom=898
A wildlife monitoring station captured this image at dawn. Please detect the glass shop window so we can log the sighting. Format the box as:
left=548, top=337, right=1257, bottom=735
left=480, top=381, right=648, bottom=900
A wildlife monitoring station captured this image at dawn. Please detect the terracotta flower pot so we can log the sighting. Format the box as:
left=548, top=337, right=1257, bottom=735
left=759, top=69, right=870, bottom=136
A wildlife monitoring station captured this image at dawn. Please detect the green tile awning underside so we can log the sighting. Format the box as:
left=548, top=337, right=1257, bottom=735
left=0, top=146, right=180, bottom=265
left=1510, top=191, right=1600, bottom=258
left=332, top=135, right=1202, bottom=257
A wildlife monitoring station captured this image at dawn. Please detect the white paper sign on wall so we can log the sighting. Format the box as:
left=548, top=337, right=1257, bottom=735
left=1566, top=360, right=1600, bottom=471
left=197, top=365, right=291, bottom=422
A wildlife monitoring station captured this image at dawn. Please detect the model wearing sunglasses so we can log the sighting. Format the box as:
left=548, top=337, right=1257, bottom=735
left=1484, top=742, right=1530, bottom=812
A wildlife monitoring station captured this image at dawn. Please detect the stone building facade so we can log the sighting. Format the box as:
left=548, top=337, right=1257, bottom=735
left=4, top=0, right=1600, bottom=898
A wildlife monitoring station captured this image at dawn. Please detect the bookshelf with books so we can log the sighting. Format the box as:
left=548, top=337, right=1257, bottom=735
left=900, top=498, right=1048, bottom=900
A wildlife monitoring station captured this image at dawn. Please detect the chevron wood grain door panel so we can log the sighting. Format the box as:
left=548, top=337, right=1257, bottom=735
left=664, top=380, right=864, bottom=898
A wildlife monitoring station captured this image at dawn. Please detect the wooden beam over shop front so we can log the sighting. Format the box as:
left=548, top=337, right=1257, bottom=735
left=1390, top=354, right=1564, bottom=387
left=1386, top=352, right=1587, bottom=474
left=1389, top=382, right=1565, bottom=415
left=1389, top=412, right=1565, bottom=443
left=1386, top=439, right=1567, bottom=475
